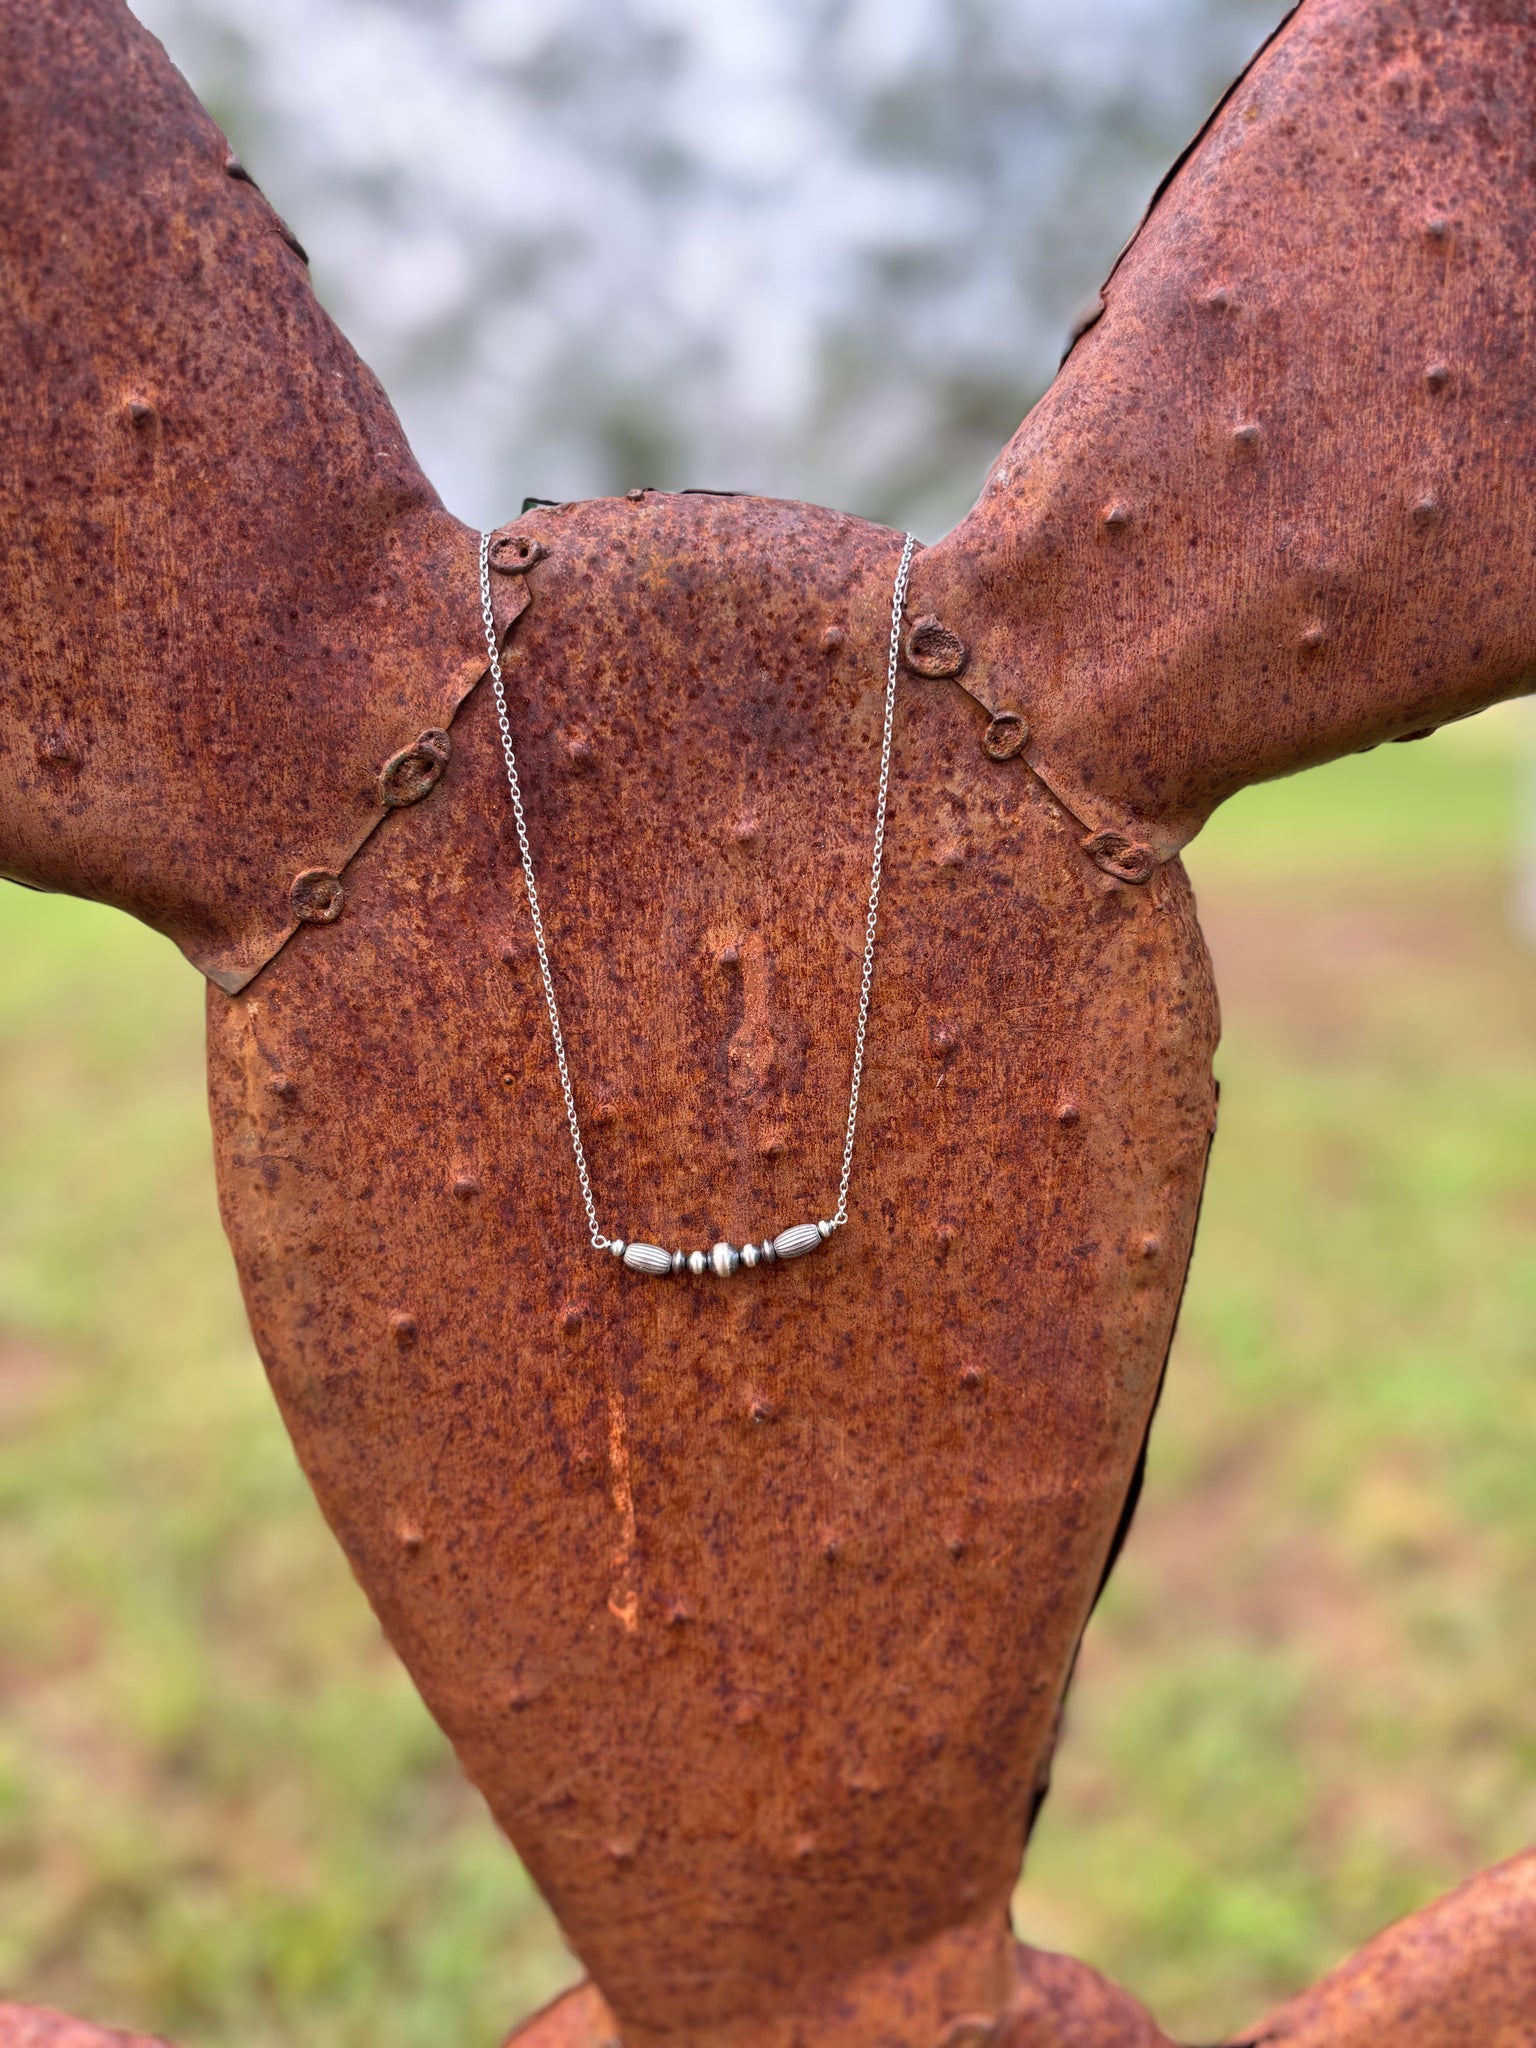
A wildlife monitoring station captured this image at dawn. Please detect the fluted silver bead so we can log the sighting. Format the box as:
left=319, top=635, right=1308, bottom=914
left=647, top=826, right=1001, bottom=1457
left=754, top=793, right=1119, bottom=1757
left=773, top=1222, right=824, bottom=1261
left=711, top=1242, right=739, bottom=1277
left=687, top=1250, right=708, bottom=1277
left=740, top=1242, right=760, bottom=1269
left=623, top=1242, right=673, bottom=1276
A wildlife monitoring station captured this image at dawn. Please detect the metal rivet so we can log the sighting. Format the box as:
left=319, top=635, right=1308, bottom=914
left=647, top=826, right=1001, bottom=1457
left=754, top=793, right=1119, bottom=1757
left=1424, top=361, right=1452, bottom=391
left=605, top=1837, right=637, bottom=1866
left=390, top=1312, right=417, bottom=1346
left=125, top=398, right=156, bottom=425
left=1140, top=1232, right=1161, bottom=1259
left=958, top=1365, right=984, bottom=1390
left=379, top=729, right=450, bottom=809
left=36, top=732, right=81, bottom=768
left=904, top=615, right=968, bottom=679
left=820, top=625, right=846, bottom=654
left=1100, top=500, right=1132, bottom=529
left=290, top=868, right=344, bottom=923
left=1412, top=494, right=1443, bottom=525
left=982, top=711, right=1030, bottom=761
left=1055, top=1099, right=1080, bottom=1126
left=1424, top=215, right=1451, bottom=242
left=1299, top=624, right=1328, bottom=651
left=1231, top=421, right=1261, bottom=448
left=1204, top=286, right=1234, bottom=312
left=487, top=532, right=546, bottom=574
left=748, top=1398, right=773, bottom=1425
left=223, top=152, right=255, bottom=184
left=731, top=815, right=760, bottom=844
left=625, top=487, right=647, bottom=500
left=266, top=1075, right=296, bottom=1100
left=666, top=1601, right=693, bottom=1628
left=562, top=1306, right=584, bottom=1336
left=946, top=1536, right=967, bottom=1559
left=1083, top=831, right=1156, bottom=884
left=452, top=1175, right=480, bottom=1200
left=793, top=1834, right=817, bottom=1861
left=395, top=1520, right=424, bottom=1553
left=498, top=941, right=519, bottom=966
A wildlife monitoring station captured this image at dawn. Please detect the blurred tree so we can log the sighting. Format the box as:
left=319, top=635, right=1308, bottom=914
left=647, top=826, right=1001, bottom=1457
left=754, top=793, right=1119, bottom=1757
left=130, top=0, right=1286, bottom=533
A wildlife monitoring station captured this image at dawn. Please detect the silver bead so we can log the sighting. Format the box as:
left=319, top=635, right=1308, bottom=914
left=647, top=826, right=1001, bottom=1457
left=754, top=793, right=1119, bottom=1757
left=710, top=1242, right=739, bottom=1277
left=687, top=1250, right=708, bottom=1277
left=622, top=1242, right=673, bottom=1276
left=760, top=1240, right=776, bottom=1264
left=740, top=1242, right=760, bottom=1269
left=609, top=1239, right=627, bottom=1259
left=773, top=1222, right=824, bottom=1262
left=671, top=1250, right=686, bottom=1275
left=817, top=1219, right=834, bottom=1240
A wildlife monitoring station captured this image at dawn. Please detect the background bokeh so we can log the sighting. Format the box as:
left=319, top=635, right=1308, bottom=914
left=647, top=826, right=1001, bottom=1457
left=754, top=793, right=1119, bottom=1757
left=2, top=3, right=1534, bottom=2045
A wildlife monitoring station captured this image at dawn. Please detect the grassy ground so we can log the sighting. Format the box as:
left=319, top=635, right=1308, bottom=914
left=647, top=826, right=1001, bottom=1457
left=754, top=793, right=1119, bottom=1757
left=1, top=709, right=1532, bottom=2045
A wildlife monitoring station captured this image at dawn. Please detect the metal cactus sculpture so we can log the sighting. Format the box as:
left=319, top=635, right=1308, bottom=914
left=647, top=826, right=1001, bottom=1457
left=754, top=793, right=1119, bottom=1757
left=1, top=1, right=1533, bottom=2044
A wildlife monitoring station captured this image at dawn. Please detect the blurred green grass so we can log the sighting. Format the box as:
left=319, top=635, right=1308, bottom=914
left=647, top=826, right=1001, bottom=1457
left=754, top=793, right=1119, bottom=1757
left=2, top=709, right=1533, bottom=2045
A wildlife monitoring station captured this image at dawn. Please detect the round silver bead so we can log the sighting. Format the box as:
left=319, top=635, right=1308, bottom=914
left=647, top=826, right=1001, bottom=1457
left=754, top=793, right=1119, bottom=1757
left=760, top=1240, right=776, bottom=1264
left=817, top=1219, right=834, bottom=1240
left=671, top=1250, right=686, bottom=1274
left=710, top=1242, right=739, bottom=1278
left=773, top=1222, right=824, bottom=1262
left=609, top=1239, right=627, bottom=1258
left=622, top=1241, right=673, bottom=1276
left=687, top=1250, right=708, bottom=1277
left=740, top=1242, right=760, bottom=1269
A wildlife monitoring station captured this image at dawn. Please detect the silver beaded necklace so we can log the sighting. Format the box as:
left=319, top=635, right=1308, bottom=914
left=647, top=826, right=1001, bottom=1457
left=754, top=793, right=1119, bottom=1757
left=479, top=525, right=916, bottom=1279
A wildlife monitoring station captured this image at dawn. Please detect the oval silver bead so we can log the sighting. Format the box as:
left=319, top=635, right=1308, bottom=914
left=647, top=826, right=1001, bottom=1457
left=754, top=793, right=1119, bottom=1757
left=687, top=1250, right=709, bottom=1277
left=740, top=1243, right=760, bottom=1269
left=622, top=1242, right=673, bottom=1276
left=772, top=1222, right=824, bottom=1262
left=710, top=1242, right=739, bottom=1278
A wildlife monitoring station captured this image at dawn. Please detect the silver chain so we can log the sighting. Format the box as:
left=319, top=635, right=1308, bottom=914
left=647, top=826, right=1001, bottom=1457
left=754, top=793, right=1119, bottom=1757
left=481, top=532, right=607, bottom=1249
left=834, top=529, right=915, bottom=1226
left=480, top=526, right=916, bottom=1259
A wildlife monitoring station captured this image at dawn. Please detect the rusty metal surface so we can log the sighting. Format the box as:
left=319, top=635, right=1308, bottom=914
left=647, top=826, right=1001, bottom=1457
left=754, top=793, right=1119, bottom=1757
left=207, top=487, right=1219, bottom=2048
left=0, top=0, right=489, bottom=992
left=922, top=0, right=1536, bottom=874
left=2, top=2, right=1535, bottom=2046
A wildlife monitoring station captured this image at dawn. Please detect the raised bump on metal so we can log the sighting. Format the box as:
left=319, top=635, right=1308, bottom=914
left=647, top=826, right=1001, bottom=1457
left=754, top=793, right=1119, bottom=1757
left=903, top=615, right=968, bottom=680
left=489, top=532, right=547, bottom=574
left=289, top=867, right=344, bottom=923
left=379, top=729, right=451, bottom=809
left=1082, top=831, right=1157, bottom=885
left=982, top=712, right=1030, bottom=762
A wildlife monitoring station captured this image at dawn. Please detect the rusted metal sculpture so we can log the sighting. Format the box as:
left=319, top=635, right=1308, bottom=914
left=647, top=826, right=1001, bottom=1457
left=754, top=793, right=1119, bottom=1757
left=1, top=0, right=1532, bottom=2042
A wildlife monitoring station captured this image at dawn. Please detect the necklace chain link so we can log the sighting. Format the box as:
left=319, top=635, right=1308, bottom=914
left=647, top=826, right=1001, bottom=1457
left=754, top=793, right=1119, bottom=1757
left=479, top=525, right=916, bottom=1271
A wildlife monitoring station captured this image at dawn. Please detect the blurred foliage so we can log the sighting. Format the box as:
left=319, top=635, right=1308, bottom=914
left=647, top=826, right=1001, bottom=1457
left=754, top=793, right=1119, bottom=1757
left=1, top=717, right=1531, bottom=2044
left=128, top=0, right=1285, bottom=533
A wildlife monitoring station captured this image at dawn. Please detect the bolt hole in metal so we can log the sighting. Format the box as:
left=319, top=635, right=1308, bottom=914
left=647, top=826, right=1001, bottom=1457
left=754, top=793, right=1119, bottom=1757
left=479, top=528, right=917, bottom=1275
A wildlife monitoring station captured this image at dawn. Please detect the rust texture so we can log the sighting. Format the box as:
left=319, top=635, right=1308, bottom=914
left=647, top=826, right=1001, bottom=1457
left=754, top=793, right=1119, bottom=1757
left=1, top=3, right=1533, bottom=2047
